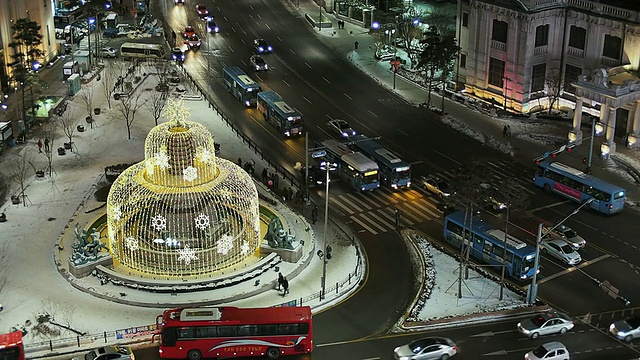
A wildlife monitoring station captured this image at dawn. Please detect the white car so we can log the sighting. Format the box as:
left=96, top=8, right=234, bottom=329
left=100, top=47, right=118, bottom=58
left=393, top=337, right=457, bottom=360
left=328, top=119, right=356, bottom=138
left=610, top=316, right=640, bottom=342
left=540, top=239, right=582, bottom=265
left=543, top=224, right=586, bottom=250
left=524, top=342, right=569, bottom=360
left=517, top=312, right=575, bottom=338
left=249, top=55, right=268, bottom=71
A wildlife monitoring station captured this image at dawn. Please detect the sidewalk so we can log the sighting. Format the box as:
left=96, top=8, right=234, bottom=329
left=287, top=0, right=640, bottom=202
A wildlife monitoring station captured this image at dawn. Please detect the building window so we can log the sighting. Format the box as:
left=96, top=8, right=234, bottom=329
left=568, top=26, right=586, bottom=50
left=531, top=63, right=546, bottom=92
left=492, top=20, right=508, bottom=43
left=564, top=64, right=582, bottom=92
left=603, top=34, right=622, bottom=59
left=462, top=12, right=469, bottom=27
left=459, top=53, right=467, bottom=68
left=488, top=57, right=505, bottom=87
left=535, top=25, right=549, bottom=47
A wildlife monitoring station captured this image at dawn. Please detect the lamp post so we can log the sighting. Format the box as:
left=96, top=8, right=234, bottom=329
left=88, top=17, right=96, bottom=69
left=527, top=198, right=594, bottom=304
left=587, top=117, right=596, bottom=170
left=503, top=76, right=512, bottom=111
left=320, top=161, right=337, bottom=300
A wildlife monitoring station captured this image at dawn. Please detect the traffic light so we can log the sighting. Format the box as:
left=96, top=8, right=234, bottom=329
left=325, top=245, right=333, bottom=260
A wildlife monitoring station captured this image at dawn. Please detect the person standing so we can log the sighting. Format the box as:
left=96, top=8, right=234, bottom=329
left=507, top=125, right=512, bottom=138
left=44, top=138, right=50, bottom=152
left=37, top=139, right=43, bottom=153
left=311, top=205, right=318, bottom=224
left=262, top=168, right=268, bottom=182
left=354, top=41, right=359, bottom=50
left=394, top=208, right=401, bottom=230
left=277, top=272, right=284, bottom=290
left=502, top=125, right=508, bottom=138
left=282, top=277, right=289, bottom=296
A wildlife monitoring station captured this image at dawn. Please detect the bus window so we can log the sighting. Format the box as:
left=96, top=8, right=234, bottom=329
left=162, top=328, right=177, bottom=346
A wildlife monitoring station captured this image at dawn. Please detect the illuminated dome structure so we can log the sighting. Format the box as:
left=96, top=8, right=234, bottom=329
left=106, top=99, right=260, bottom=278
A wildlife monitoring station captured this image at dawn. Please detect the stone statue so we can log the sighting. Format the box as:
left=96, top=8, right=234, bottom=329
left=265, top=217, right=284, bottom=248
left=70, top=224, right=107, bottom=264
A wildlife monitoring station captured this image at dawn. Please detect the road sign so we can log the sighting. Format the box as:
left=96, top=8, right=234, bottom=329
left=311, top=150, right=326, bottom=158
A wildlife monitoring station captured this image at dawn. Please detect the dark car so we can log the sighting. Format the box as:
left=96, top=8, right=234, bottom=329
left=254, top=38, right=273, bottom=54
left=195, top=3, right=209, bottom=18
left=171, top=47, right=186, bottom=62
left=249, top=55, right=268, bottom=71
left=206, top=18, right=219, bottom=33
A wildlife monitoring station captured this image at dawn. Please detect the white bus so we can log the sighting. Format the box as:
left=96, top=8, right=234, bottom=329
left=120, top=42, right=165, bottom=60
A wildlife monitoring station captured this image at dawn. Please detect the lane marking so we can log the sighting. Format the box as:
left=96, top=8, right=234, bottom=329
left=350, top=215, right=378, bottom=235
left=538, top=254, right=611, bottom=284
left=323, top=77, right=331, bottom=84
left=303, top=97, right=311, bottom=104
left=343, top=93, right=352, bottom=100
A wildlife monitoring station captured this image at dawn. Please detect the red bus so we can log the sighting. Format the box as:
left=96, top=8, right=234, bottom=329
left=0, top=331, right=25, bottom=360
left=156, top=306, right=313, bottom=360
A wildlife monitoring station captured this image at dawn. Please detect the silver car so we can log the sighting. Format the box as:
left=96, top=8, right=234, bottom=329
left=540, top=239, right=581, bottom=265
left=100, top=47, right=118, bottom=58
left=249, top=55, right=268, bottom=71
left=393, top=337, right=457, bottom=360
left=328, top=119, right=356, bottom=138
left=543, top=224, right=586, bottom=250
left=610, top=316, right=640, bottom=342
left=517, top=312, right=575, bottom=338
left=420, top=175, right=453, bottom=198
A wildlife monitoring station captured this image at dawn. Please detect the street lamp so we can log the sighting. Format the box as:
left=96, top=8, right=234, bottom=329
left=503, top=76, right=512, bottom=111
left=319, top=160, right=337, bottom=300
left=385, top=28, right=396, bottom=47
left=88, top=17, right=96, bottom=69
left=527, top=198, right=594, bottom=304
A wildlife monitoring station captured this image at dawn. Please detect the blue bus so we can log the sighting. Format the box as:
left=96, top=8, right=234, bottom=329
left=256, top=91, right=304, bottom=137
left=319, top=139, right=380, bottom=191
left=222, top=66, right=261, bottom=107
left=350, top=135, right=411, bottom=189
left=533, top=161, right=626, bottom=214
left=443, top=212, right=538, bottom=281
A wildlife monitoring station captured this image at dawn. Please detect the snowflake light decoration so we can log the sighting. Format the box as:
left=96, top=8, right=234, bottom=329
left=177, top=245, right=198, bottom=265
left=198, top=147, right=213, bottom=164
left=194, top=214, right=210, bottom=230
left=240, top=241, right=250, bottom=255
left=112, top=206, right=122, bottom=222
left=150, top=214, right=167, bottom=231
left=154, top=150, right=171, bottom=170
left=163, top=98, right=191, bottom=125
left=183, top=166, right=198, bottom=182
left=217, top=234, right=234, bottom=255
left=125, top=237, right=139, bottom=251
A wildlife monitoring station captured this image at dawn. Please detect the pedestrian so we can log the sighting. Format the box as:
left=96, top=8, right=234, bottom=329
left=37, top=139, right=43, bottom=153
left=354, top=41, right=359, bottom=50
left=502, top=124, right=508, bottom=138
left=262, top=168, right=268, bottom=182
left=44, top=138, right=50, bottom=152
left=282, top=277, right=289, bottom=296
left=507, top=125, right=512, bottom=138
left=237, top=157, right=243, bottom=167
left=394, top=208, right=401, bottom=230
left=311, top=205, right=318, bottom=224
left=277, top=272, right=284, bottom=290
left=287, top=187, right=292, bottom=201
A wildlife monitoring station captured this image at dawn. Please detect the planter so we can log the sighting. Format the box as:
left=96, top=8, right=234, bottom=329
left=77, top=124, right=85, bottom=132
left=11, top=196, right=20, bottom=204
left=36, top=170, right=45, bottom=178
left=58, top=147, right=66, bottom=155
left=64, top=142, right=73, bottom=150
left=114, top=93, right=121, bottom=100
left=86, top=116, right=94, bottom=124
left=94, top=108, right=101, bottom=115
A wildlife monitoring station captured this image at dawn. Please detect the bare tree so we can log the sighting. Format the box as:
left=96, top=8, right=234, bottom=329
left=77, top=85, right=95, bottom=129
left=545, top=68, right=563, bottom=114
left=8, top=153, right=36, bottom=207
left=117, top=92, right=145, bottom=140
left=146, top=89, right=168, bottom=126
left=42, top=121, right=57, bottom=177
left=111, top=60, right=129, bottom=93
left=0, top=242, right=8, bottom=295
left=100, top=65, right=118, bottom=109
left=57, top=107, right=77, bottom=153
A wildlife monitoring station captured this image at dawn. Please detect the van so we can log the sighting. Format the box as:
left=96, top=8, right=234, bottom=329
left=63, top=61, right=79, bottom=80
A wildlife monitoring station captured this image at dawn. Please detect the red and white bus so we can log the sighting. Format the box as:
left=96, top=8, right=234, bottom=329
left=155, top=306, right=313, bottom=360
left=0, top=331, right=25, bottom=360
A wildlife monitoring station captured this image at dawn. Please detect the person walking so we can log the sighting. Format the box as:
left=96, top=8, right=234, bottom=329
left=277, top=272, right=284, bottom=290
left=394, top=208, right=401, bottom=230
left=44, top=138, right=50, bottom=152
left=37, top=139, right=43, bottom=153
left=502, top=125, right=508, bottom=138
left=311, top=205, right=318, bottom=224
left=354, top=41, right=359, bottom=50
left=282, top=277, right=289, bottom=296
left=506, top=125, right=512, bottom=138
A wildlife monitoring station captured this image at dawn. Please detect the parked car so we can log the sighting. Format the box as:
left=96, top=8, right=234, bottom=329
left=254, top=38, right=273, bottom=53
left=524, top=342, right=569, bottom=360
left=517, top=312, right=575, bottom=338
left=71, top=346, right=134, bottom=360
left=184, top=34, right=202, bottom=49
left=102, top=28, right=119, bottom=38
left=195, top=3, right=209, bottom=18
left=610, top=316, right=640, bottom=342
left=100, top=47, right=118, bottom=58
left=206, top=18, right=219, bottom=33
left=540, top=239, right=582, bottom=265
left=327, top=119, right=356, bottom=138
left=171, top=47, right=186, bottom=62
left=393, top=337, right=458, bottom=360
left=183, top=25, right=196, bottom=38
left=419, top=175, right=453, bottom=198
left=249, top=55, right=268, bottom=71
left=543, top=224, right=586, bottom=250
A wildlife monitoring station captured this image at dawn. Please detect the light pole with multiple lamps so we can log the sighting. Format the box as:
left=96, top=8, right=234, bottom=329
left=319, top=160, right=337, bottom=300
left=526, top=198, right=594, bottom=304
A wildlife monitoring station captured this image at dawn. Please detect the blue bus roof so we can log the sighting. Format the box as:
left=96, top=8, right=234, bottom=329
left=342, top=152, right=379, bottom=173
left=258, top=91, right=302, bottom=118
left=222, top=66, right=261, bottom=90
left=540, top=161, right=626, bottom=194
left=351, top=135, right=411, bottom=171
left=445, top=212, right=535, bottom=256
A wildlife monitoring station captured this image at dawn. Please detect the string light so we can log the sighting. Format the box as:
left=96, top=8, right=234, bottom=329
left=106, top=99, right=260, bottom=278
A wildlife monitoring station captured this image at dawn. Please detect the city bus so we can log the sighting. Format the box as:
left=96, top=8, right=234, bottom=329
left=0, top=331, right=25, bottom=360
left=320, top=139, right=380, bottom=191
left=257, top=91, right=304, bottom=137
left=533, top=161, right=626, bottom=214
left=443, top=211, right=538, bottom=281
left=155, top=306, right=313, bottom=360
left=350, top=135, right=411, bottom=189
left=119, top=42, right=166, bottom=60
left=222, top=66, right=261, bottom=107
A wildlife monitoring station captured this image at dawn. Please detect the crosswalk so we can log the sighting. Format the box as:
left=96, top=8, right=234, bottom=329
left=327, top=159, right=536, bottom=235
